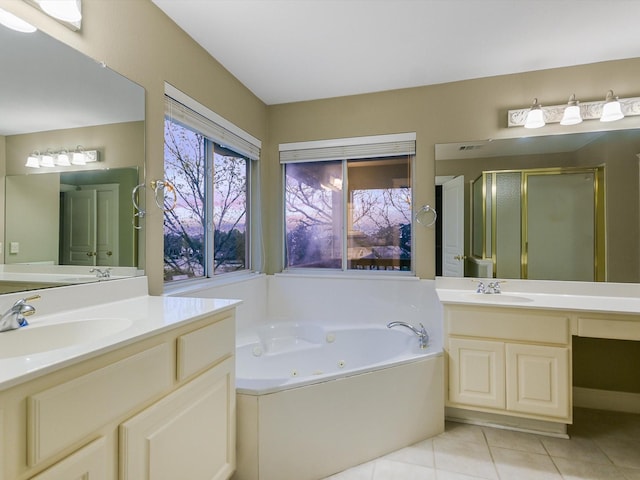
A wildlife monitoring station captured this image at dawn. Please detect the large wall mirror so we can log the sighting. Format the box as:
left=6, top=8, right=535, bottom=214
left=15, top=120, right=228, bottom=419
left=0, top=25, right=145, bottom=294
left=435, top=128, right=640, bottom=283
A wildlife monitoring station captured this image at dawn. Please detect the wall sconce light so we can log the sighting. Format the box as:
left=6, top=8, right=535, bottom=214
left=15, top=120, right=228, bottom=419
left=23, top=0, right=81, bottom=31
left=25, top=152, right=41, bottom=168
left=600, top=90, right=624, bottom=122
left=508, top=91, right=639, bottom=127
left=524, top=98, right=545, bottom=129
left=560, top=94, right=583, bottom=126
left=0, top=7, right=37, bottom=32
left=25, top=146, right=99, bottom=168
left=40, top=150, right=55, bottom=168
left=56, top=149, right=71, bottom=166
left=37, top=0, right=81, bottom=22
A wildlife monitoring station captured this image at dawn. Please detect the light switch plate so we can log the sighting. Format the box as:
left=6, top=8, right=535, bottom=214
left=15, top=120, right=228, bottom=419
left=10, top=242, right=19, bottom=254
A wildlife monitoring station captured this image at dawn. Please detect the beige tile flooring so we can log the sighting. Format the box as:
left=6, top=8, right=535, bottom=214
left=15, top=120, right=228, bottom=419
left=324, top=408, right=640, bottom=480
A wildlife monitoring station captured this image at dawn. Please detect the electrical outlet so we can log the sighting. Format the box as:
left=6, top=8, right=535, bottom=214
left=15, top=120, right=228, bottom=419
left=10, top=242, right=19, bottom=254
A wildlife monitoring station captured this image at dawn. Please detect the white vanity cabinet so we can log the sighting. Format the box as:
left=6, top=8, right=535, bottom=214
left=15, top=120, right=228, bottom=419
left=444, top=304, right=571, bottom=423
left=0, top=310, right=236, bottom=480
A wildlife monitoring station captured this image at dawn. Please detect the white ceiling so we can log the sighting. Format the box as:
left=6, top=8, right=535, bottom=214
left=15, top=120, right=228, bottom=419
left=152, top=0, right=640, bottom=105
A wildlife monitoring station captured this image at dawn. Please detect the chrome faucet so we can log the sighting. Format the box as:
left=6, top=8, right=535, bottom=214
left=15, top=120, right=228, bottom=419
left=476, top=281, right=502, bottom=294
left=0, top=295, right=40, bottom=332
left=90, top=267, right=112, bottom=278
left=387, top=321, right=429, bottom=349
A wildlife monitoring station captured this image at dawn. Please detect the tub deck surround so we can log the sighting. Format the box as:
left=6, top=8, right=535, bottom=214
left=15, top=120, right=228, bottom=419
left=236, top=322, right=435, bottom=394
left=234, top=321, right=445, bottom=480
left=0, top=276, right=241, bottom=390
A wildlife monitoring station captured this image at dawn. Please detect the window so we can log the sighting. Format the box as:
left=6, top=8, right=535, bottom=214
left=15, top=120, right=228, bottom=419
left=163, top=87, right=260, bottom=283
left=281, top=134, right=415, bottom=272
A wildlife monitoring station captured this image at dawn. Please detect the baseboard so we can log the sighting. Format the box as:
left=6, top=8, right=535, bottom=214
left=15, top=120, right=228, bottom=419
left=573, top=387, right=640, bottom=414
left=445, top=407, right=569, bottom=438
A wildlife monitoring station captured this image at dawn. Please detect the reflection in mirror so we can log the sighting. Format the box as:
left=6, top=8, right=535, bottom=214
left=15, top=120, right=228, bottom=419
left=435, top=129, right=640, bottom=283
left=0, top=23, right=145, bottom=294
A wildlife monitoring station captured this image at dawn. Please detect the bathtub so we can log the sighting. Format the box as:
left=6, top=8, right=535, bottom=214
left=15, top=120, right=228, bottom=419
left=234, top=322, right=444, bottom=480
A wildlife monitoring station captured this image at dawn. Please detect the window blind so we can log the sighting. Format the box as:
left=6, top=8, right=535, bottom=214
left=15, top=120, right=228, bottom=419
left=164, top=89, right=261, bottom=161
left=279, top=133, right=416, bottom=163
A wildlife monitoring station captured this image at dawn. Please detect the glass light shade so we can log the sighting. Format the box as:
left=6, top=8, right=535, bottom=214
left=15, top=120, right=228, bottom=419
left=600, top=100, right=624, bottom=122
left=524, top=107, right=545, bottom=129
left=40, top=153, right=55, bottom=167
left=37, top=0, right=82, bottom=22
left=72, top=151, right=86, bottom=165
left=25, top=155, right=40, bottom=168
left=560, top=105, right=582, bottom=125
left=0, top=8, right=37, bottom=32
left=56, top=151, right=71, bottom=166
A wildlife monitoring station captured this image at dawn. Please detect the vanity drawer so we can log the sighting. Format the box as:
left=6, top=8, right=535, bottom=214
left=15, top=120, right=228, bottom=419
left=27, top=343, right=172, bottom=466
left=447, top=306, right=570, bottom=344
left=176, top=314, right=234, bottom=381
left=578, top=315, right=640, bottom=341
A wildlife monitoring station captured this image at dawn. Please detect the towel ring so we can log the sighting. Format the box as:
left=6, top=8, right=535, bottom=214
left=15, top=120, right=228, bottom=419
left=131, top=183, right=146, bottom=230
left=151, top=179, right=177, bottom=212
left=415, top=204, right=437, bottom=227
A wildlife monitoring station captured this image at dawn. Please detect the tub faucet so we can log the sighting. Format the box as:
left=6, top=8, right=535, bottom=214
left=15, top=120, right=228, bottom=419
left=0, top=294, right=40, bottom=333
left=387, top=321, right=429, bottom=349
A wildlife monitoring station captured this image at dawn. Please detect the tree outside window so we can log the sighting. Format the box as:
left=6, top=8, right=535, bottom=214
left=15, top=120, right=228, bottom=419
left=285, top=156, right=412, bottom=271
left=163, top=118, right=248, bottom=282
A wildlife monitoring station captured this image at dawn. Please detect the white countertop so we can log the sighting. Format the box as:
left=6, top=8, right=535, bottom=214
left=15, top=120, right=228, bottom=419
left=0, top=277, right=240, bottom=391
left=435, top=277, right=640, bottom=315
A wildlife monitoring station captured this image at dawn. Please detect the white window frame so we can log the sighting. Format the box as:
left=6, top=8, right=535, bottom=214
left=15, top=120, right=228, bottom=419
left=280, top=133, right=416, bottom=275
left=163, top=84, right=261, bottom=291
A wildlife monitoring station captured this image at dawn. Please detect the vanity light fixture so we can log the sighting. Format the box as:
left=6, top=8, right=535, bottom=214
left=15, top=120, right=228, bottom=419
left=560, top=94, right=582, bottom=126
left=24, top=147, right=99, bottom=168
left=0, top=7, right=37, bottom=32
left=524, top=98, right=545, bottom=129
left=36, top=0, right=81, bottom=23
left=508, top=92, right=640, bottom=127
left=56, top=149, right=71, bottom=166
left=25, top=152, right=41, bottom=168
left=40, top=150, right=55, bottom=168
left=600, top=90, right=624, bottom=122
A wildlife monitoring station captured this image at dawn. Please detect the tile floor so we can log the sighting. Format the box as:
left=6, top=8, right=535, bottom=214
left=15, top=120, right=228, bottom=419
left=324, top=408, right=640, bottom=480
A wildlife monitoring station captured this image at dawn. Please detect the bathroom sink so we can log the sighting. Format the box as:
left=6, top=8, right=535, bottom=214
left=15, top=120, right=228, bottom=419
left=0, top=317, right=133, bottom=359
left=463, top=293, right=534, bottom=304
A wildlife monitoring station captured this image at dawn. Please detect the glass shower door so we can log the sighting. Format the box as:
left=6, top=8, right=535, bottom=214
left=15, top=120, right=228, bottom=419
left=524, top=171, right=596, bottom=281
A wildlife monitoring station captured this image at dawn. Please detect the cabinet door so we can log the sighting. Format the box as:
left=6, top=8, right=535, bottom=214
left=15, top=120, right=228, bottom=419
left=506, top=344, right=570, bottom=419
left=30, top=437, right=109, bottom=480
left=120, top=358, right=235, bottom=480
left=448, top=338, right=505, bottom=409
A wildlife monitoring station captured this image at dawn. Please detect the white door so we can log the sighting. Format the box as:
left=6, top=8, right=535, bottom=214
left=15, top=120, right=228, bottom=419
left=62, top=189, right=97, bottom=266
left=62, top=185, right=119, bottom=266
left=442, top=175, right=465, bottom=276
left=96, top=186, right=119, bottom=266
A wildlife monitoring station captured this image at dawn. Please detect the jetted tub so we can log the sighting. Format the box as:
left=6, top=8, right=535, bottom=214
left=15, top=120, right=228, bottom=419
left=235, top=322, right=444, bottom=480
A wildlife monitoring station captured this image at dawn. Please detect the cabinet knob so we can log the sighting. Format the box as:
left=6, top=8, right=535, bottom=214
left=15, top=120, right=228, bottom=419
left=454, top=254, right=467, bottom=261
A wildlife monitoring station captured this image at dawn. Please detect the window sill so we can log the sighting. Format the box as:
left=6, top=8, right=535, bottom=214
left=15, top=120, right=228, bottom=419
left=276, top=270, right=419, bottom=281
left=163, top=271, right=264, bottom=296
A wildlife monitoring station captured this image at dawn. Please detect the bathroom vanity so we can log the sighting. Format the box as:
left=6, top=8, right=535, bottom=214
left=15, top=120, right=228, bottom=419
left=0, top=277, right=239, bottom=480
left=436, top=277, right=640, bottom=435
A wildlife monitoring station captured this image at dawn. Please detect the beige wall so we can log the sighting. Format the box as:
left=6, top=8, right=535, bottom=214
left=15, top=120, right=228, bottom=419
left=5, top=174, right=60, bottom=264
left=266, top=60, right=640, bottom=277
